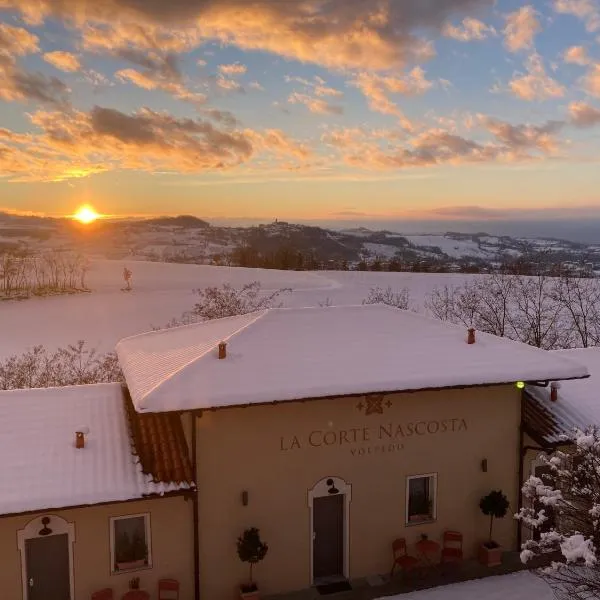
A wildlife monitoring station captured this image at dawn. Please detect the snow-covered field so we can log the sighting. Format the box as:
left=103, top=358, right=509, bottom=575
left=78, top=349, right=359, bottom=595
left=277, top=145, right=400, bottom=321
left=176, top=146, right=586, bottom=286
left=376, top=571, right=558, bottom=600
left=404, top=235, right=494, bottom=259
left=0, top=259, right=476, bottom=359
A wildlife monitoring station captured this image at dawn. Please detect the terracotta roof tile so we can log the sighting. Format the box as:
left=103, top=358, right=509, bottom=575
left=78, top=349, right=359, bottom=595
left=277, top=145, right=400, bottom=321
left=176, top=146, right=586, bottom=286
left=124, top=392, right=195, bottom=486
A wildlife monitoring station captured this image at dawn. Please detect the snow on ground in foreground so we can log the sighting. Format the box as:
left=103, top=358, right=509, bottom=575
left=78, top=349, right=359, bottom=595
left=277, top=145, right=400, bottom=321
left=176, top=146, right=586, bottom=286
left=376, top=571, right=557, bottom=600
left=0, top=259, right=477, bottom=359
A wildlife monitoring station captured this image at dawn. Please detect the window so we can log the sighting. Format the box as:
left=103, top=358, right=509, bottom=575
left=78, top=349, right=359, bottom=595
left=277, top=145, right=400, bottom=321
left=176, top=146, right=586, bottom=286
left=110, top=513, right=152, bottom=574
left=406, top=474, right=437, bottom=524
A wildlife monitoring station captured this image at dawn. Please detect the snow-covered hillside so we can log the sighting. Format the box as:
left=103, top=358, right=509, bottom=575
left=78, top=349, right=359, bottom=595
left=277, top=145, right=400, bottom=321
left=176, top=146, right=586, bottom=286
left=0, top=259, right=477, bottom=359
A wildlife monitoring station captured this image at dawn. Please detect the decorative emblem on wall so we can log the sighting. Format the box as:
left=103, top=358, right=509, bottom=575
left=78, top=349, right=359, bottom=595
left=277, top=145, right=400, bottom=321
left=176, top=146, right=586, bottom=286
left=356, top=394, right=393, bottom=415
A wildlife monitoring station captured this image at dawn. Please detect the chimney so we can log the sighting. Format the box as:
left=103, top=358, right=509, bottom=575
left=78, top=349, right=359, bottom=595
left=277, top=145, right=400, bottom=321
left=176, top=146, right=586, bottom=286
left=550, top=381, right=561, bottom=402
left=218, top=341, right=227, bottom=360
left=75, top=431, right=85, bottom=449
left=467, top=328, right=476, bottom=344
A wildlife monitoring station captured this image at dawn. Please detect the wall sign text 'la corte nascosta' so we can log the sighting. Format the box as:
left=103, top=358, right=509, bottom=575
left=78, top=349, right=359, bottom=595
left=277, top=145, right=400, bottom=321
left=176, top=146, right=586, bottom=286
left=279, top=418, right=468, bottom=454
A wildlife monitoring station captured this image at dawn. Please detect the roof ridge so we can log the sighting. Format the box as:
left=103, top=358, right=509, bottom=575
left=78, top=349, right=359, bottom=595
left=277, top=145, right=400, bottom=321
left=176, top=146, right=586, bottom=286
left=134, top=309, right=269, bottom=410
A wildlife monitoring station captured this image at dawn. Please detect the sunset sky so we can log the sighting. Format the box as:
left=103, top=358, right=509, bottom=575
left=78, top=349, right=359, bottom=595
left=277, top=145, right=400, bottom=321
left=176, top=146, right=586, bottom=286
left=0, top=0, right=600, bottom=222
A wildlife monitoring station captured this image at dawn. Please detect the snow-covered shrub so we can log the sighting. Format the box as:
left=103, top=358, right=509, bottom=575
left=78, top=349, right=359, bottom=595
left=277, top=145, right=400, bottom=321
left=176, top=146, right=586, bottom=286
left=0, top=341, right=123, bottom=390
left=362, top=286, right=410, bottom=310
left=191, top=281, right=291, bottom=320
left=517, top=428, right=600, bottom=595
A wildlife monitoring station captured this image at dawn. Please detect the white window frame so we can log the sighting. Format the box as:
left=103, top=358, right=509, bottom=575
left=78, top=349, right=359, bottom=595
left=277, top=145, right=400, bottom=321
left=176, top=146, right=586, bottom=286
left=109, top=512, right=152, bottom=575
left=405, top=473, right=437, bottom=525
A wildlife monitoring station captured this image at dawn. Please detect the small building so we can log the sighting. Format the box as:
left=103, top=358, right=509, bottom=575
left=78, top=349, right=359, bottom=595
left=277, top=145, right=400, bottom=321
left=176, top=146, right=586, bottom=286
left=115, top=305, right=587, bottom=599
left=0, top=383, right=195, bottom=600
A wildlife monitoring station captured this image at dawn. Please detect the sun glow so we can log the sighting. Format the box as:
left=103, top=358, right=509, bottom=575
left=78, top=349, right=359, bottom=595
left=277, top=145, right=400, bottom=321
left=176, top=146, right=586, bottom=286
left=73, top=205, right=100, bottom=224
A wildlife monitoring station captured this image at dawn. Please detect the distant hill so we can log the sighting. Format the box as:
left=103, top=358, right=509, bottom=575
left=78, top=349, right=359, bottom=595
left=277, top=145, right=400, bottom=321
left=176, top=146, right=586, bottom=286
left=132, top=215, right=211, bottom=228
left=1, top=212, right=599, bottom=274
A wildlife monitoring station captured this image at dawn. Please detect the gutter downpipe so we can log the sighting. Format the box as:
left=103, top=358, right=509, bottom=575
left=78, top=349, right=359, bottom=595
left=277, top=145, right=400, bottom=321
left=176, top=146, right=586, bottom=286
left=192, top=410, right=201, bottom=600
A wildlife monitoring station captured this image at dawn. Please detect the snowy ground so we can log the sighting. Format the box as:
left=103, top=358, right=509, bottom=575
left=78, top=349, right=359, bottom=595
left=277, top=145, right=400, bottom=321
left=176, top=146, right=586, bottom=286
left=404, top=235, right=494, bottom=260
left=375, top=571, right=558, bottom=600
left=0, top=259, right=478, bottom=359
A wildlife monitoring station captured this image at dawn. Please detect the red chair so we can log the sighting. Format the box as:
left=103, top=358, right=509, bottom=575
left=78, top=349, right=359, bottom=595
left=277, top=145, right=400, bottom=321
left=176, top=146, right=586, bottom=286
left=390, top=538, right=419, bottom=576
left=158, top=579, right=180, bottom=600
left=91, top=590, right=113, bottom=600
left=441, top=530, right=463, bottom=563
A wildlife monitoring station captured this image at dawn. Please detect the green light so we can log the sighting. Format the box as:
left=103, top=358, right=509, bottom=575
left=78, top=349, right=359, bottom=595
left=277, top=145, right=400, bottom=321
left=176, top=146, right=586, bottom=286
left=516, top=381, right=525, bottom=389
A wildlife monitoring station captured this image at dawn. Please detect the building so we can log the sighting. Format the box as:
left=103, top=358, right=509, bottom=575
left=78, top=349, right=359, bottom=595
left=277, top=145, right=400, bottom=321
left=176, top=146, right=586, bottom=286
left=0, top=383, right=195, bottom=600
left=0, top=305, right=592, bottom=600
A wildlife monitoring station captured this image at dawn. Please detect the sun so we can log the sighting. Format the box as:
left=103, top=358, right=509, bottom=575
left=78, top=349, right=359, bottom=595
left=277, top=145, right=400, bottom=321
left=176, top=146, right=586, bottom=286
left=73, top=205, right=100, bottom=224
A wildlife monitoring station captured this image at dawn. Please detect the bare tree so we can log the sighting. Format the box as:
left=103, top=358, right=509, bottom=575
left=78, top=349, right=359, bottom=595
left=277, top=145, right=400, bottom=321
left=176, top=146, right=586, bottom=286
left=0, top=251, right=90, bottom=298
left=362, top=286, right=410, bottom=310
left=552, top=274, right=600, bottom=348
left=517, top=428, right=600, bottom=599
left=473, top=273, right=517, bottom=338
left=425, top=285, right=460, bottom=322
left=0, top=342, right=123, bottom=390
left=424, top=273, right=599, bottom=350
left=509, top=275, right=567, bottom=349
left=188, top=282, right=291, bottom=321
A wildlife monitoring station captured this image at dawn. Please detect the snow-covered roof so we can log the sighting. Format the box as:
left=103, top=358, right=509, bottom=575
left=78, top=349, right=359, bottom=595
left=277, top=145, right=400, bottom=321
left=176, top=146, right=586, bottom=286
left=0, top=383, right=192, bottom=516
left=525, top=348, right=600, bottom=444
left=116, top=305, right=589, bottom=413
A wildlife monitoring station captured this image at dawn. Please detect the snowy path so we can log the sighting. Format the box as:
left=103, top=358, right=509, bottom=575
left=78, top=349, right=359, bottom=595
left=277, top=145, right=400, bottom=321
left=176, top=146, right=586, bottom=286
left=375, top=571, right=558, bottom=600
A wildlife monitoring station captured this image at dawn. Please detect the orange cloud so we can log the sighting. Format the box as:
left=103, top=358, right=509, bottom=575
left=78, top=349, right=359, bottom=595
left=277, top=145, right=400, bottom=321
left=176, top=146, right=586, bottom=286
left=554, top=0, right=600, bottom=32
left=323, top=115, right=564, bottom=171
left=352, top=68, right=438, bottom=130
left=563, top=45, right=591, bottom=66
left=218, top=62, right=247, bottom=76
left=116, top=67, right=207, bottom=103
left=43, top=50, right=81, bottom=72
left=508, top=53, right=565, bottom=101
left=0, top=54, right=70, bottom=107
left=288, top=92, right=343, bottom=115
left=442, top=17, right=496, bottom=41
left=582, top=63, right=600, bottom=97
left=503, top=6, right=540, bottom=53
left=0, top=105, right=313, bottom=182
left=568, top=101, right=600, bottom=127
left=0, top=0, right=488, bottom=71
left=0, top=23, right=39, bottom=55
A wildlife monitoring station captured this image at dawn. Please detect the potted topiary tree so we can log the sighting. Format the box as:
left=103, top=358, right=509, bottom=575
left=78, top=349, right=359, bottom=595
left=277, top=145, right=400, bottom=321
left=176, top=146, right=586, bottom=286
left=478, top=490, right=509, bottom=566
left=237, top=528, right=268, bottom=599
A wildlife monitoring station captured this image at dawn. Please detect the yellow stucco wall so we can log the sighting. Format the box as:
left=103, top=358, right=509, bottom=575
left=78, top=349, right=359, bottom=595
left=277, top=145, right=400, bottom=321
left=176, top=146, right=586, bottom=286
left=196, top=385, right=522, bottom=598
left=0, top=495, right=194, bottom=600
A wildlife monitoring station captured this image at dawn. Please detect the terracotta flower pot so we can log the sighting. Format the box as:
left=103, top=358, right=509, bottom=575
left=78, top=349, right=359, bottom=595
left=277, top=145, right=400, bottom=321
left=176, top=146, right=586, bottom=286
left=478, top=543, right=503, bottom=567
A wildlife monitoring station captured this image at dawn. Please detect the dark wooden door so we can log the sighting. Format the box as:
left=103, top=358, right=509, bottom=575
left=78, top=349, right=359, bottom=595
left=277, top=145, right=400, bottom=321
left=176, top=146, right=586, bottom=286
left=25, top=534, right=71, bottom=600
left=313, top=494, right=344, bottom=580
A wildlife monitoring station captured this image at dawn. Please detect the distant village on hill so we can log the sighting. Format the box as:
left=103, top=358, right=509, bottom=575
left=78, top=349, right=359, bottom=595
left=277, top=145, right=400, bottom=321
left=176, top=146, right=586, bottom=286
left=1, top=212, right=599, bottom=277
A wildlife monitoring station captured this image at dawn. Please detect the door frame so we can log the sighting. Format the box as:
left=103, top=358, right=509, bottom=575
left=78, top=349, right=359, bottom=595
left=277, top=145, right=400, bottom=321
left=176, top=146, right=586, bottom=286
left=308, top=476, right=351, bottom=584
left=17, top=514, right=76, bottom=600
